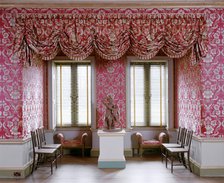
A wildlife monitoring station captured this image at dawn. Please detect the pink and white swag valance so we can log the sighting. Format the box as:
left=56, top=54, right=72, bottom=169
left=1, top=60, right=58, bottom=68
left=13, top=13, right=208, bottom=64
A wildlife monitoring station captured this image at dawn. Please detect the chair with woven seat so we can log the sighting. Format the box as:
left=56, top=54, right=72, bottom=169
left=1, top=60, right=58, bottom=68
left=165, top=129, right=193, bottom=173
left=135, top=132, right=169, bottom=157
left=54, top=132, right=88, bottom=157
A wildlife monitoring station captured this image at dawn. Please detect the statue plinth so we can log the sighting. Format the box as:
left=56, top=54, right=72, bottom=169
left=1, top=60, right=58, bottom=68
left=102, top=127, right=123, bottom=132
left=97, top=129, right=126, bottom=169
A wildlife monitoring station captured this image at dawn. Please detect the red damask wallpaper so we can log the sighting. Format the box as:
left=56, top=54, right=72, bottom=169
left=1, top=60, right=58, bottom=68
left=95, top=56, right=126, bottom=128
left=0, top=8, right=224, bottom=139
left=1, top=9, right=45, bottom=139
left=175, top=51, right=202, bottom=136
left=200, top=9, right=224, bottom=137
left=1, top=10, right=24, bottom=138
left=176, top=8, right=224, bottom=137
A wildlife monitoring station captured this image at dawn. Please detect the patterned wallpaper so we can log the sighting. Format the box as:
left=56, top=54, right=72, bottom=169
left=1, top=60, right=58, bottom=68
left=176, top=8, right=224, bottom=137
left=1, top=9, right=44, bottom=139
left=1, top=10, right=23, bottom=139
left=1, top=8, right=224, bottom=139
left=22, top=61, right=44, bottom=139
left=95, top=56, right=126, bottom=129
left=200, top=9, right=224, bottom=137
left=175, top=51, right=202, bottom=136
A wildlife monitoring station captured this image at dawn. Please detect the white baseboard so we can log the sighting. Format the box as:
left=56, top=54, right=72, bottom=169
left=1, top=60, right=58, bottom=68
left=0, top=139, right=33, bottom=178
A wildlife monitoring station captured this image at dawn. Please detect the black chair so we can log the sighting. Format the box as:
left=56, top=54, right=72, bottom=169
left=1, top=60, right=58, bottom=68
left=165, top=130, right=193, bottom=173
left=31, top=130, right=58, bottom=175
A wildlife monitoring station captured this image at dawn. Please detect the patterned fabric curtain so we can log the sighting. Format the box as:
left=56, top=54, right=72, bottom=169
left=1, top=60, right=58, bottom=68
left=13, top=13, right=208, bottom=64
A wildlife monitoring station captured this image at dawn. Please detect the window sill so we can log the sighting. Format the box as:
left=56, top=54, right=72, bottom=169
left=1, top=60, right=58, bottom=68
left=130, top=126, right=167, bottom=131
left=56, top=126, right=91, bottom=131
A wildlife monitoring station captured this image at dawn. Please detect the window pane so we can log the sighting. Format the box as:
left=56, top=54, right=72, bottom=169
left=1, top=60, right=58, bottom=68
left=56, top=67, right=61, bottom=125
left=131, top=65, right=145, bottom=126
left=131, top=62, right=167, bottom=127
left=56, top=63, right=91, bottom=127
left=77, top=65, right=91, bottom=125
left=56, top=65, right=71, bottom=125
left=150, top=65, right=161, bottom=126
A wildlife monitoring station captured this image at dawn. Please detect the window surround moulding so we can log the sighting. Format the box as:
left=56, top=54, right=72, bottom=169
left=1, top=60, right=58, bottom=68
left=126, top=56, right=174, bottom=130
left=48, top=56, right=96, bottom=130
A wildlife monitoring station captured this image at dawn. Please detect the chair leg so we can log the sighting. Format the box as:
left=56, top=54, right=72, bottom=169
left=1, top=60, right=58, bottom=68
left=171, top=155, right=174, bottom=173
left=82, top=147, right=84, bottom=157
left=132, top=148, right=135, bottom=156
left=181, top=152, right=187, bottom=168
left=137, top=148, right=140, bottom=156
left=51, top=162, right=53, bottom=175
left=31, top=154, right=36, bottom=174
left=61, top=147, right=64, bottom=156
left=165, top=150, right=168, bottom=168
left=139, top=148, right=143, bottom=157
left=55, top=152, right=58, bottom=169
left=188, top=152, right=192, bottom=172
left=161, top=147, right=165, bottom=163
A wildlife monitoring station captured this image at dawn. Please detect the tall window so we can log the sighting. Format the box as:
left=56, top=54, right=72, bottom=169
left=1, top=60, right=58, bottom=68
left=56, top=62, right=91, bottom=127
left=130, top=61, right=167, bottom=127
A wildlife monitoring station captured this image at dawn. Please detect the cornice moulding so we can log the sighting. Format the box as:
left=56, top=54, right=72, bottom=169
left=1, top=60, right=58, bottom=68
left=1, top=1, right=224, bottom=8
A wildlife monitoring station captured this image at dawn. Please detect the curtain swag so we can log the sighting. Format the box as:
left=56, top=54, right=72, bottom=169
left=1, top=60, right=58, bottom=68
left=13, top=13, right=208, bottom=64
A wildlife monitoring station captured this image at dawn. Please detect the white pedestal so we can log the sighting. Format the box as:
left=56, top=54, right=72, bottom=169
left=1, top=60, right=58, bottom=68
left=97, top=129, right=126, bottom=168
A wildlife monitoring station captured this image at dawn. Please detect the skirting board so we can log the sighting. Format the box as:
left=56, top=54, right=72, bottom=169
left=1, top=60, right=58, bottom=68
left=191, top=160, right=224, bottom=177
left=91, top=148, right=133, bottom=158
left=0, top=163, right=32, bottom=179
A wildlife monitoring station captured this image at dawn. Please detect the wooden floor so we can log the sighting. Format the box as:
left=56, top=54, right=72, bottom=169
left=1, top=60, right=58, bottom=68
left=1, top=153, right=224, bottom=183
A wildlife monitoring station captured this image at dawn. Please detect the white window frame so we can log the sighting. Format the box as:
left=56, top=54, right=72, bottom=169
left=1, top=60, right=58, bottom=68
left=126, top=56, right=174, bottom=129
left=48, top=56, right=96, bottom=129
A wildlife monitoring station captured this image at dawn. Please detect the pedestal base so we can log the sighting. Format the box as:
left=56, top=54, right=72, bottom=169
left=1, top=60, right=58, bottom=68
left=98, top=160, right=126, bottom=169
left=97, top=129, right=126, bottom=169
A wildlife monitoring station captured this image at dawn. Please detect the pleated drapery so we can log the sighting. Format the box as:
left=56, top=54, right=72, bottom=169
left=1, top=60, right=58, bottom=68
left=13, top=12, right=208, bottom=64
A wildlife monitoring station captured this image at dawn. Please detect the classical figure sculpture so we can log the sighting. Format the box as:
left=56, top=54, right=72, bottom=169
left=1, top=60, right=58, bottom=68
left=102, top=95, right=121, bottom=131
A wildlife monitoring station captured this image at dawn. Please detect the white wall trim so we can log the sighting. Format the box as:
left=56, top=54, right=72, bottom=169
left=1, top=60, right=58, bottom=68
left=0, top=138, right=30, bottom=144
left=0, top=139, right=33, bottom=178
left=0, top=139, right=32, bottom=168
left=0, top=161, right=31, bottom=171
left=191, top=136, right=224, bottom=177
left=193, top=135, right=224, bottom=142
